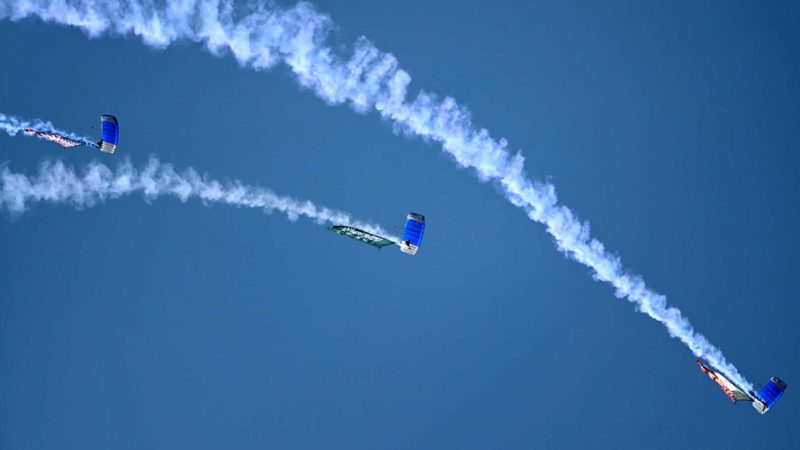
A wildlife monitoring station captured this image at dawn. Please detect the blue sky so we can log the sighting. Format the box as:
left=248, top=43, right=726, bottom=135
left=1, top=1, right=799, bottom=449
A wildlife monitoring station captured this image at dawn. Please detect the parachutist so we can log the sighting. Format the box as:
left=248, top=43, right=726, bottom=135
left=696, top=360, right=786, bottom=414
left=329, top=213, right=425, bottom=256
left=22, top=114, right=119, bottom=153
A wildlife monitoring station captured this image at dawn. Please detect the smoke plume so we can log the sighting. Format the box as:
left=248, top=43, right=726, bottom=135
left=0, top=157, right=397, bottom=241
left=1, top=112, right=95, bottom=146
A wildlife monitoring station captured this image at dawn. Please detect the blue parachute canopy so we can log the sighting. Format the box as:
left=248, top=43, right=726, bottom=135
left=758, top=377, right=787, bottom=408
left=98, top=114, right=119, bottom=153
left=400, top=212, right=425, bottom=255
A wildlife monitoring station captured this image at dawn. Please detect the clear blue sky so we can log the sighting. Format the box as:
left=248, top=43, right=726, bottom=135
left=1, top=1, right=798, bottom=449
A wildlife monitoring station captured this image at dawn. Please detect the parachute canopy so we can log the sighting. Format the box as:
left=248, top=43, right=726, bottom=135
left=98, top=114, right=119, bottom=153
left=758, top=377, right=787, bottom=408
left=328, top=226, right=395, bottom=249
left=400, top=213, right=425, bottom=255
left=753, top=377, right=787, bottom=414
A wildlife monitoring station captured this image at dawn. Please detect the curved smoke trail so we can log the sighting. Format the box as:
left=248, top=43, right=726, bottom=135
left=0, top=157, right=397, bottom=241
left=1, top=112, right=96, bottom=146
left=0, top=1, right=754, bottom=389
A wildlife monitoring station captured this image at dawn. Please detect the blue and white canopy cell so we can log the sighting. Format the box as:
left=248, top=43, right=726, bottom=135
left=400, top=213, right=425, bottom=255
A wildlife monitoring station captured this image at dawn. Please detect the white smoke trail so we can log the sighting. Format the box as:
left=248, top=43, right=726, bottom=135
left=0, top=112, right=96, bottom=146
left=0, top=157, right=398, bottom=241
left=0, top=1, right=755, bottom=390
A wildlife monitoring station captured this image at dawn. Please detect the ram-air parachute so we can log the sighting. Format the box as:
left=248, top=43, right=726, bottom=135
left=399, top=213, right=425, bottom=255
left=23, top=114, right=119, bottom=153
left=97, top=114, right=119, bottom=153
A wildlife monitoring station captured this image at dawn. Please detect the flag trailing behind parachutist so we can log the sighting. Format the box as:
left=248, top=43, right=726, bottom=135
left=23, top=128, right=83, bottom=148
left=328, top=225, right=396, bottom=249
